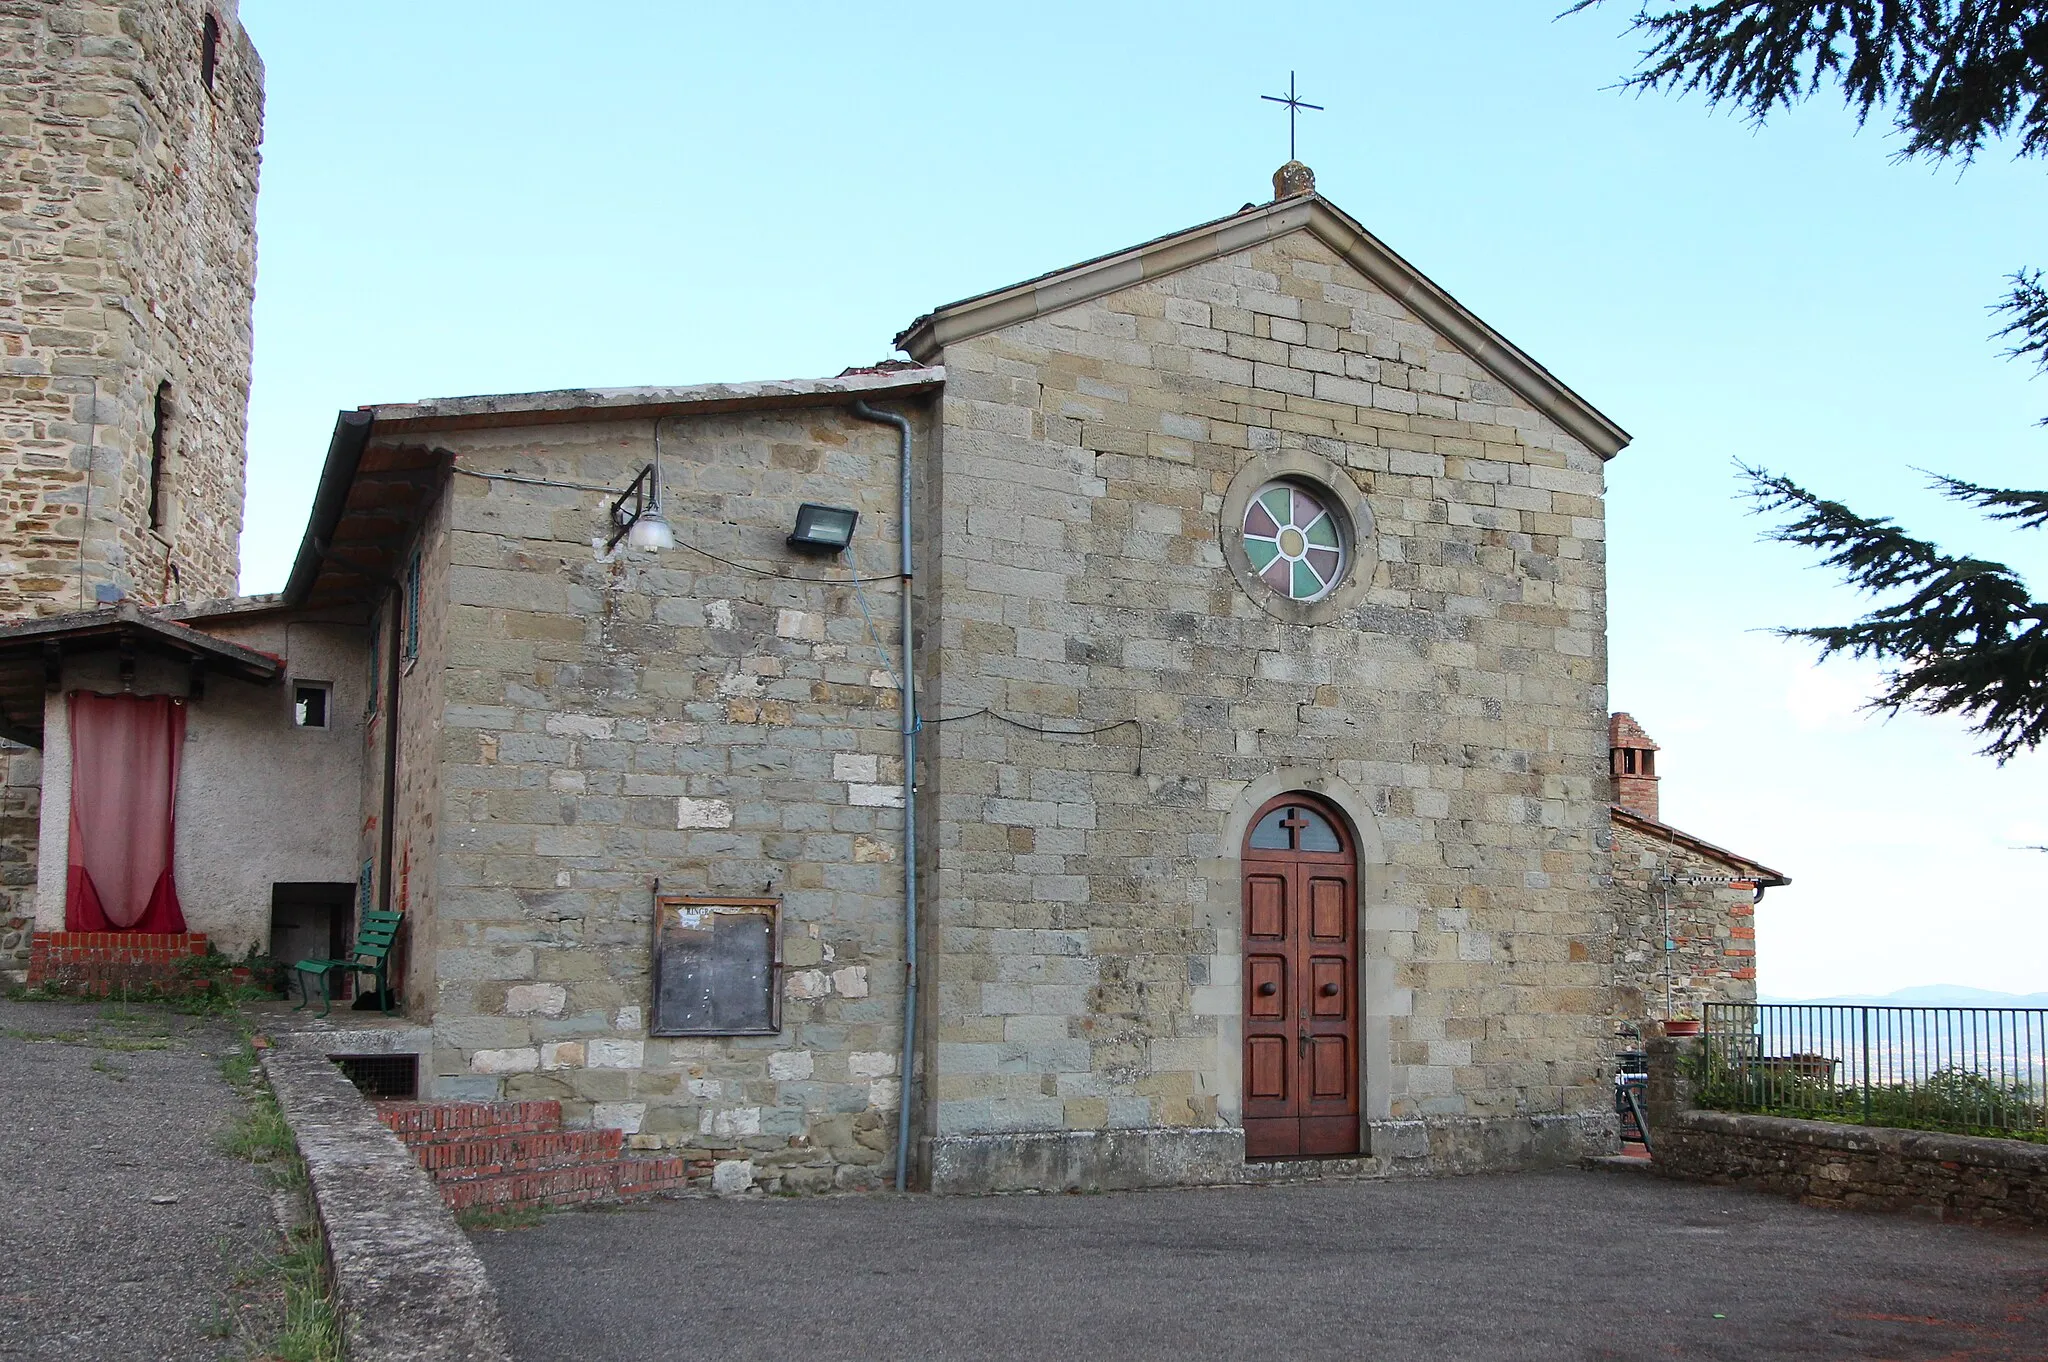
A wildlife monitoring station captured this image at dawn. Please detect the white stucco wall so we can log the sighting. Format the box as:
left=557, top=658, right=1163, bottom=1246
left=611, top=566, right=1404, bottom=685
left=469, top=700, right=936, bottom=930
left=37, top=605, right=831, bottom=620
left=33, top=618, right=370, bottom=956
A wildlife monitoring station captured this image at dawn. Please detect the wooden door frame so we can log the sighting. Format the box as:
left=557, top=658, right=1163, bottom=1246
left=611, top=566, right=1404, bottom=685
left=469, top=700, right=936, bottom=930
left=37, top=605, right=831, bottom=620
left=1241, top=789, right=1361, bottom=1159
left=1205, top=772, right=1389, bottom=1154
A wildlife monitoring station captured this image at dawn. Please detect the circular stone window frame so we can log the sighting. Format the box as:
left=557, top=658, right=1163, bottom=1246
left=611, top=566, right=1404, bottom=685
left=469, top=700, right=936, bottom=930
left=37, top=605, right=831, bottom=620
left=1221, top=450, right=1376, bottom=626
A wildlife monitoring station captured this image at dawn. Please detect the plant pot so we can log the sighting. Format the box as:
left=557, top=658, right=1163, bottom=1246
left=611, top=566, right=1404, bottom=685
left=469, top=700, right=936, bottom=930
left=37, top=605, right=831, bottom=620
left=1662, top=1019, right=1703, bottom=1038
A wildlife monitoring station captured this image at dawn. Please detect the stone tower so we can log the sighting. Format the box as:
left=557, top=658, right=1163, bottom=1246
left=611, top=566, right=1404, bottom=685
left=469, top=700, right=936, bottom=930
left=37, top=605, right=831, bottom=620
left=0, top=1, right=263, bottom=970
left=0, top=0, right=263, bottom=616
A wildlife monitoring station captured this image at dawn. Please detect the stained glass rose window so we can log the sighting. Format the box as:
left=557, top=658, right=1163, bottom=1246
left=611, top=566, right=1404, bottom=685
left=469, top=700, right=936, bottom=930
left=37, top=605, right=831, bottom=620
left=1241, top=481, right=1345, bottom=601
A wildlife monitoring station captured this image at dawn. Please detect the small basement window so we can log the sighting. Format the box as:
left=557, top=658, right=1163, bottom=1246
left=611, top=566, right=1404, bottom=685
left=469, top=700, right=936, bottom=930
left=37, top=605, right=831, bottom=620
left=331, top=1054, right=418, bottom=1100
left=294, top=682, right=330, bottom=729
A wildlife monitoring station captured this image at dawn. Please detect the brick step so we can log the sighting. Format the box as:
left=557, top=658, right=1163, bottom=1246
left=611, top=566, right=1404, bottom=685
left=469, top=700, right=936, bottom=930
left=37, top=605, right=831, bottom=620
left=437, top=1156, right=696, bottom=1213
left=409, top=1128, right=625, bottom=1182
left=377, top=1100, right=564, bottom=1144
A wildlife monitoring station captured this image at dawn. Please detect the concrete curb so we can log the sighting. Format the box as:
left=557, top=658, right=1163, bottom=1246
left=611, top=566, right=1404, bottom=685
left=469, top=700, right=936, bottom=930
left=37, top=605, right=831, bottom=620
left=260, top=1045, right=513, bottom=1362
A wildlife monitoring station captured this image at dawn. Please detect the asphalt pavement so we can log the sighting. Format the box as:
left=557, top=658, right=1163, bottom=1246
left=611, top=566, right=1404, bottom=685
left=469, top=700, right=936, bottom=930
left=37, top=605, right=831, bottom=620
left=0, top=997, right=274, bottom=1361
left=475, top=1165, right=2048, bottom=1362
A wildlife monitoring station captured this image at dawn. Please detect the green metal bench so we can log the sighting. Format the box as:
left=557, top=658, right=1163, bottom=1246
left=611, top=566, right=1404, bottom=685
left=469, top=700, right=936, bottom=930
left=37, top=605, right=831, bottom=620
left=292, top=910, right=402, bottom=1018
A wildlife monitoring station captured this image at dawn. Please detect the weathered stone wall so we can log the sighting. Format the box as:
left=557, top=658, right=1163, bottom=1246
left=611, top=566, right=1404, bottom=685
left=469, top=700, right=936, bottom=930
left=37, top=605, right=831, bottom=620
left=396, top=487, right=450, bottom=1015
left=922, top=227, right=1615, bottom=1174
left=1608, top=816, right=1758, bottom=1030
left=0, top=745, right=37, bottom=968
left=0, top=0, right=263, bottom=971
left=1656, top=1109, right=2048, bottom=1228
left=1645, top=1039, right=2048, bottom=1228
left=414, top=403, right=930, bottom=1193
left=0, top=0, right=261, bottom=615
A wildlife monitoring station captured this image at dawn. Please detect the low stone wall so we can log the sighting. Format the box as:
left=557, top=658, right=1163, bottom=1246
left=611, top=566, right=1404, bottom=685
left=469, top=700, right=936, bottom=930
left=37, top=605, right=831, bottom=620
left=1657, top=1110, right=2048, bottom=1229
left=927, top=1112, right=1616, bottom=1195
left=261, top=1042, right=512, bottom=1362
left=1644, top=1036, right=2048, bottom=1229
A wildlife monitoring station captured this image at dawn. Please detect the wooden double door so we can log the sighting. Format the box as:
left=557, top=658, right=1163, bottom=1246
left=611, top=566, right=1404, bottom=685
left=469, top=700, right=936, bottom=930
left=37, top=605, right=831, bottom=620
left=1242, top=794, right=1360, bottom=1159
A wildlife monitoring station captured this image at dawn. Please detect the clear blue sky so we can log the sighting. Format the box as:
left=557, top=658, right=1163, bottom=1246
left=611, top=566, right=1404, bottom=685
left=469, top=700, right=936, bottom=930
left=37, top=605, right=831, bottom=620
left=236, top=1, right=2048, bottom=997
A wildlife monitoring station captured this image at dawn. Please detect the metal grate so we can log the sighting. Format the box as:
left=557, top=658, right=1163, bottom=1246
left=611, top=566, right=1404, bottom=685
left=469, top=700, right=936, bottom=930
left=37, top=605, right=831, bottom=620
left=331, top=1053, right=419, bottom=1100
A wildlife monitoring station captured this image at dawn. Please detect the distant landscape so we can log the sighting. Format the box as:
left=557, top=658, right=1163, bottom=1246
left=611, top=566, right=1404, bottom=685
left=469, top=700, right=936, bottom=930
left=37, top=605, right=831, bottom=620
left=1760, top=986, right=2048, bottom=1009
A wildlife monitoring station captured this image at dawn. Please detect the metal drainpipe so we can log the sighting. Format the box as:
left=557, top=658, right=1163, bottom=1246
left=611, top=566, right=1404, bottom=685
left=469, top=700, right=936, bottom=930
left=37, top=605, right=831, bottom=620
left=850, top=400, right=917, bottom=1192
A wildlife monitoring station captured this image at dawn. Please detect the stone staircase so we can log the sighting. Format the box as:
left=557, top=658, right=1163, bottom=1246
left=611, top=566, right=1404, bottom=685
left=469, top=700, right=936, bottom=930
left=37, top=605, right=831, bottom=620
left=377, top=1099, right=695, bottom=1212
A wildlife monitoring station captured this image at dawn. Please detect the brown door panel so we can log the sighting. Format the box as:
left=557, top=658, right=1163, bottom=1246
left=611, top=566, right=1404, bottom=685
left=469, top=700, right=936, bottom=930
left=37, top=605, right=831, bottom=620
left=1245, top=1118, right=1300, bottom=1160
left=1246, top=954, right=1288, bottom=1021
left=1307, top=1035, right=1350, bottom=1102
left=1245, top=1034, right=1290, bottom=1104
left=1307, top=875, right=1349, bottom=941
left=1298, top=1115, right=1359, bottom=1157
left=1246, top=873, right=1287, bottom=940
left=1308, top=955, right=1347, bottom=1017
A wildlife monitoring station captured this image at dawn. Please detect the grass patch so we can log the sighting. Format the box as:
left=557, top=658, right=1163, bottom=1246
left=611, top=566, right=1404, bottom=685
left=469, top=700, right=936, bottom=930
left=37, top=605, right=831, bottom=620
left=456, top=1204, right=545, bottom=1233
left=88, top=1053, right=127, bottom=1082
left=217, top=1041, right=340, bottom=1360
left=219, top=1048, right=302, bottom=1186
left=2, top=1027, right=89, bottom=1043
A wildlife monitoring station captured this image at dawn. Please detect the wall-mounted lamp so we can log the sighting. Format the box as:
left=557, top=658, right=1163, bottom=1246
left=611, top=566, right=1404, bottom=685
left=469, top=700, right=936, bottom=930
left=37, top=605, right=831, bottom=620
left=608, top=464, right=675, bottom=551
left=787, top=503, right=859, bottom=555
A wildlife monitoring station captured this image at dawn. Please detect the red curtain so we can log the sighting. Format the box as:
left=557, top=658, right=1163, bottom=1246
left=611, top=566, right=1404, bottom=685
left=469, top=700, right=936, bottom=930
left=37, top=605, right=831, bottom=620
left=65, top=693, right=187, bottom=934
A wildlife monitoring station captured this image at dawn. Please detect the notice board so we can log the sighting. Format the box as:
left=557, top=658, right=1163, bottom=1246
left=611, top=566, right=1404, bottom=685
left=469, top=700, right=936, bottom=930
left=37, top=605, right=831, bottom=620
left=650, top=896, right=782, bottom=1037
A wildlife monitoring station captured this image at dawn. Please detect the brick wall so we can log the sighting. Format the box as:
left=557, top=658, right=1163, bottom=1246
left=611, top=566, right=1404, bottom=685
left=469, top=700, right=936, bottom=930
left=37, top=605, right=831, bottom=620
left=26, top=928, right=210, bottom=993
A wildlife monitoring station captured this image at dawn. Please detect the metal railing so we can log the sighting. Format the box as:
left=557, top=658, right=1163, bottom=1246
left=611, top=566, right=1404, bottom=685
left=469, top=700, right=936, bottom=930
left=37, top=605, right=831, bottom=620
left=1698, top=1003, right=2048, bottom=1141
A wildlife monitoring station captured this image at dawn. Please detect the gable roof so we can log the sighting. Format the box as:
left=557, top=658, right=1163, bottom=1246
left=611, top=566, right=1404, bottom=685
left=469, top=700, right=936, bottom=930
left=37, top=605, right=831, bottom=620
left=1610, top=805, right=1790, bottom=888
left=895, top=193, right=1631, bottom=460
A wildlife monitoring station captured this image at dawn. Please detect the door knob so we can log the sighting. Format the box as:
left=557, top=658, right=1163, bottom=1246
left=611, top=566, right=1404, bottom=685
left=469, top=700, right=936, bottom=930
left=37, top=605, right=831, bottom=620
left=1319, top=982, right=1339, bottom=997
left=1257, top=981, right=1278, bottom=996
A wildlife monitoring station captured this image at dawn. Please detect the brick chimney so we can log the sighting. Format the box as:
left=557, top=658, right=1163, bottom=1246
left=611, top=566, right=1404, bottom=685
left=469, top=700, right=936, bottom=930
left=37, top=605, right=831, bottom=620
left=1609, top=712, right=1660, bottom=821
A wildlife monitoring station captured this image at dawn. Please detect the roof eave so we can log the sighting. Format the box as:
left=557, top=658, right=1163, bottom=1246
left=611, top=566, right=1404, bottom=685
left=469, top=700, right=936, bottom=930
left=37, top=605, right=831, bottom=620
left=1610, top=805, right=1791, bottom=887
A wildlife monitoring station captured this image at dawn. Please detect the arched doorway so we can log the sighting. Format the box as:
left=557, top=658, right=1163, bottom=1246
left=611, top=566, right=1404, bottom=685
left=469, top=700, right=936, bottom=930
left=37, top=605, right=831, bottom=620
left=1242, top=793, right=1359, bottom=1159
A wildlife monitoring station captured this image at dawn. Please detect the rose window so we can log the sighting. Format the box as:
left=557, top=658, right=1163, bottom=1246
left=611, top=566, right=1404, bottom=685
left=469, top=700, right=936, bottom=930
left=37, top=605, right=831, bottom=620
left=1241, top=481, right=1345, bottom=601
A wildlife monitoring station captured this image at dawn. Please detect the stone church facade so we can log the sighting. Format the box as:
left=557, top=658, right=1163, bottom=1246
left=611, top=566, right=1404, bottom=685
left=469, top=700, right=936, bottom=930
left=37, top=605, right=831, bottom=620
left=0, top=10, right=1794, bottom=1195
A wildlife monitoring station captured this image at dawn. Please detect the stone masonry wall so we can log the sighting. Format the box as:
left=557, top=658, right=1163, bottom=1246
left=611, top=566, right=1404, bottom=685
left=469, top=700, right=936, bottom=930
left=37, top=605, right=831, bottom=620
left=0, top=0, right=261, bottom=615
left=0, top=744, right=36, bottom=968
left=1609, top=815, right=1758, bottom=1030
left=0, top=0, right=262, bottom=971
left=397, top=486, right=450, bottom=1015
left=924, top=227, right=1615, bottom=1155
left=419, top=403, right=930, bottom=1194
left=1645, top=1039, right=2048, bottom=1228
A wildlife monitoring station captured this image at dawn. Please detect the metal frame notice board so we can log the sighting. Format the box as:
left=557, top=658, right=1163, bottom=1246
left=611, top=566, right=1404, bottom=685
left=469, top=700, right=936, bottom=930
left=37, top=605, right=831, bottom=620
left=649, top=896, right=783, bottom=1037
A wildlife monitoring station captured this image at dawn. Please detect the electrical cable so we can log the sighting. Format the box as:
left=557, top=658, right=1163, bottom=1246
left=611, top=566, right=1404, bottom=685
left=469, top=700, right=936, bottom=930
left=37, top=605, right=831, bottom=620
left=923, top=707, right=1144, bottom=775
left=453, top=465, right=901, bottom=584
